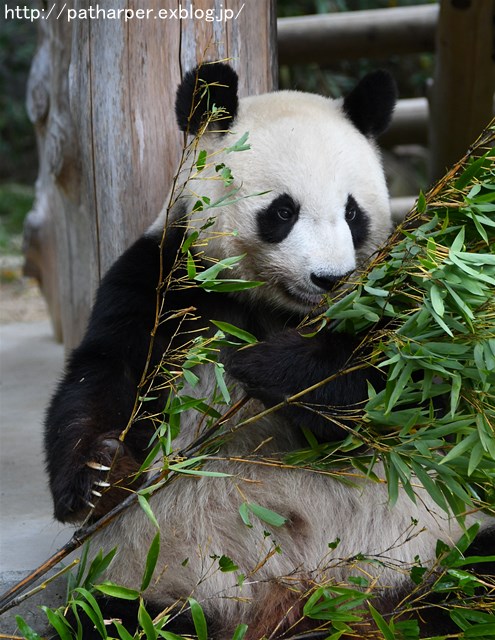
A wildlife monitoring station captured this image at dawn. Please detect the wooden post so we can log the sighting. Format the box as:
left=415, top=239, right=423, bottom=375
left=429, top=0, right=495, bottom=181
left=24, top=0, right=277, bottom=350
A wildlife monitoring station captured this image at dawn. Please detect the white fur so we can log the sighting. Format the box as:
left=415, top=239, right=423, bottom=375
left=97, top=89, right=467, bottom=637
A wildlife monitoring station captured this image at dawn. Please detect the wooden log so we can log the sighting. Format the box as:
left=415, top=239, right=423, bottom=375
left=278, top=4, right=438, bottom=65
left=24, top=0, right=276, bottom=350
left=429, top=0, right=495, bottom=180
left=381, top=98, right=429, bottom=148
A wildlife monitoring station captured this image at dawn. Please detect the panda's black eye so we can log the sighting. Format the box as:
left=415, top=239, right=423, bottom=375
left=345, top=205, right=357, bottom=222
left=277, top=206, right=295, bottom=222
left=345, top=195, right=361, bottom=224
left=345, top=194, right=370, bottom=249
left=257, top=193, right=300, bottom=244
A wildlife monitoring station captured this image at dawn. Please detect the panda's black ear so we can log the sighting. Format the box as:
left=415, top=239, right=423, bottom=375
left=343, top=70, right=397, bottom=138
left=175, top=62, right=239, bottom=135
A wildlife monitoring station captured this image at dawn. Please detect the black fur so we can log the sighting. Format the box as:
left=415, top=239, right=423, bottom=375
left=257, top=193, right=300, bottom=244
left=175, top=62, right=239, bottom=134
left=343, top=70, right=397, bottom=138
left=224, top=329, right=384, bottom=441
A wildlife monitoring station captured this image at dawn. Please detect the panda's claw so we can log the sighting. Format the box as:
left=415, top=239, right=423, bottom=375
left=86, top=461, right=112, bottom=472
left=94, top=480, right=111, bottom=488
left=91, top=489, right=103, bottom=498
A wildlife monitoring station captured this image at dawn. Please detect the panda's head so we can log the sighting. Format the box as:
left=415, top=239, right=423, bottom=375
left=163, top=63, right=397, bottom=314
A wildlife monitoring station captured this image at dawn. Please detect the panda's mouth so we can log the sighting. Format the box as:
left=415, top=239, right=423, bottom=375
left=278, top=283, right=326, bottom=311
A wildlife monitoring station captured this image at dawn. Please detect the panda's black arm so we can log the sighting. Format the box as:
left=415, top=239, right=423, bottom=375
left=44, top=230, right=183, bottom=522
left=224, top=328, right=383, bottom=442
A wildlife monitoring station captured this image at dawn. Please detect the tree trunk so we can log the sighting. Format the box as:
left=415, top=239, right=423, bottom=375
left=24, top=0, right=277, bottom=350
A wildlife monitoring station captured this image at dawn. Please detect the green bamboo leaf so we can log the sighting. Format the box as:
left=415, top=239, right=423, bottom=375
left=225, top=131, right=250, bottom=153
left=187, top=251, right=197, bottom=279
left=464, top=624, right=495, bottom=637
left=73, top=588, right=105, bottom=634
left=417, top=191, right=426, bottom=213
left=410, top=461, right=449, bottom=513
left=384, top=456, right=399, bottom=507
left=449, top=373, right=462, bottom=416
left=160, top=632, right=186, bottom=640
left=168, top=466, right=230, bottom=478
left=138, top=494, right=160, bottom=530
left=95, top=582, right=140, bottom=600
left=182, top=367, right=200, bottom=387
left=476, top=414, right=495, bottom=458
left=245, top=502, right=287, bottom=528
left=455, top=154, right=488, bottom=189
left=468, top=442, right=484, bottom=476
left=231, top=624, right=249, bottom=640
left=219, top=555, right=239, bottom=572
left=141, top=532, right=161, bottom=591
left=211, top=320, right=258, bottom=344
left=195, top=255, right=244, bottom=281
left=72, top=600, right=106, bottom=639
left=214, top=362, right=231, bottom=403
left=196, top=149, right=207, bottom=171
left=239, top=502, right=252, bottom=527
left=85, top=547, right=118, bottom=588
left=114, top=620, right=135, bottom=640
left=41, top=607, right=73, bottom=640
left=385, top=361, right=414, bottom=413
left=430, top=284, right=445, bottom=317
left=198, top=279, right=263, bottom=292
left=441, top=432, right=481, bottom=466
left=15, top=617, right=42, bottom=640
left=189, top=598, right=208, bottom=640
left=138, top=599, right=158, bottom=640
left=368, top=604, right=395, bottom=640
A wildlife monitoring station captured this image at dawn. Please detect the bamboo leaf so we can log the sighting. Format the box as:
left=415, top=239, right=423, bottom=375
left=245, top=502, right=287, bottom=528
left=211, top=320, right=258, bottom=344
left=95, top=582, right=140, bottom=600
left=368, top=604, right=395, bottom=640
left=138, top=494, right=160, bottom=530
left=141, top=532, right=161, bottom=591
left=138, top=599, right=158, bottom=640
left=189, top=598, right=208, bottom=640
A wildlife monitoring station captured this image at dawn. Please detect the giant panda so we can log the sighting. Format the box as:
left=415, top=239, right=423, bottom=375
left=44, top=63, right=493, bottom=639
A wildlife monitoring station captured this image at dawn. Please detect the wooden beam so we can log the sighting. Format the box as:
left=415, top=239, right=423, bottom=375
left=429, top=0, right=495, bottom=180
left=381, top=98, right=429, bottom=148
left=278, top=4, right=438, bottom=65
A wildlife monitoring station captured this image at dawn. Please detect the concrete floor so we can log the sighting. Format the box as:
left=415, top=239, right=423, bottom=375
left=0, top=321, right=73, bottom=634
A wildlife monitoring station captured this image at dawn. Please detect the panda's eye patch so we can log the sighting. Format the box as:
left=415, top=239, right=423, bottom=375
left=345, top=194, right=370, bottom=249
left=257, top=193, right=300, bottom=244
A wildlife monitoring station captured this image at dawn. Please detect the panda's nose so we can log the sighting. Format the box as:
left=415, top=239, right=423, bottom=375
left=310, top=272, right=343, bottom=291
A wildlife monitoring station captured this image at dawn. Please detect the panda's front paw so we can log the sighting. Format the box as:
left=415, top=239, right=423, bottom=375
left=53, top=435, right=143, bottom=523
left=225, top=331, right=307, bottom=407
